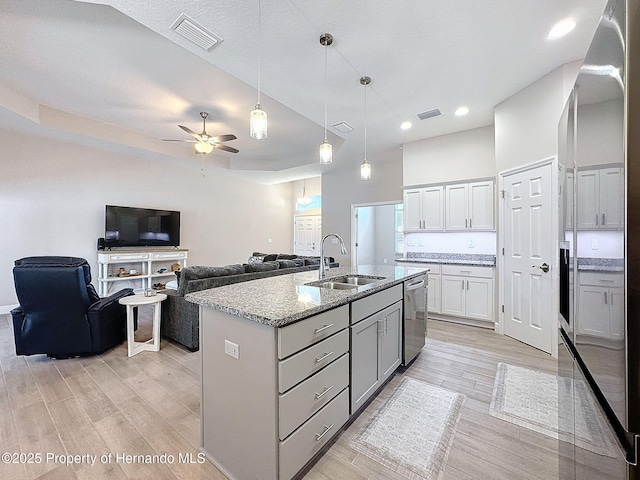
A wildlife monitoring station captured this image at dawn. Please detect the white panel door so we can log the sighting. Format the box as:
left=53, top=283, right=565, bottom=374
left=503, top=163, right=554, bottom=353
left=466, top=277, right=494, bottom=322
left=294, top=215, right=320, bottom=256
left=441, top=276, right=465, bottom=317
left=576, top=170, right=599, bottom=229
left=599, top=167, right=623, bottom=229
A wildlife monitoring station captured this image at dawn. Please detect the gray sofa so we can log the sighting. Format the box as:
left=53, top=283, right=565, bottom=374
left=161, top=254, right=331, bottom=351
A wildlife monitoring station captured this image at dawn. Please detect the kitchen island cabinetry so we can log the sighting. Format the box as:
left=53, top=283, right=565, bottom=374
left=350, top=285, right=403, bottom=414
left=189, top=266, right=426, bottom=480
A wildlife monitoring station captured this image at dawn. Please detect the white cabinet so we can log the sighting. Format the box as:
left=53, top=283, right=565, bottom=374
left=350, top=288, right=403, bottom=414
left=97, top=249, right=188, bottom=297
left=403, top=186, right=444, bottom=232
left=445, top=181, right=495, bottom=231
left=576, top=167, right=623, bottom=230
left=440, top=265, right=494, bottom=323
left=425, top=264, right=441, bottom=315
left=577, top=272, right=623, bottom=340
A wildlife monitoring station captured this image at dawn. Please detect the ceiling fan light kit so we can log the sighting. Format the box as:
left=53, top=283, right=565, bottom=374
left=162, top=111, right=238, bottom=154
left=194, top=141, right=214, bottom=154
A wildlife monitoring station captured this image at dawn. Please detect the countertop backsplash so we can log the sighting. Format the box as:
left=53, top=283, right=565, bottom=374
left=404, top=231, right=497, bottom=255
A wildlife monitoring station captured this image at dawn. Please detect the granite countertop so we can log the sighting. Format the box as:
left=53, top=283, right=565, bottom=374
left=185, top=265, right=428, bottom=327
left=397, top=253, right=496, bottom=267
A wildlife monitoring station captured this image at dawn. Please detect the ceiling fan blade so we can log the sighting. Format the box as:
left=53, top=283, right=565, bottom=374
left=161, top=139, right=197, bottom=143
left=179, top=125, right=202, bottom=140
left=210, top=134, right=237, bottom=143
left=213, top=144, right=239, bottom=154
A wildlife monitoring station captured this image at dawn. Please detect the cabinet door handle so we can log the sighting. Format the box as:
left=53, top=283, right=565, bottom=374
left=460, top=270, right=471, bottom=273
left=602, top=213, right=606, bottom=225
left=315, top=423, right=334, bottom=442
left=314, top=324, right=334, bottom=334
left=461, top=281, right=464, bottom=291
left=596, top=213, right=599, bottom=225
left=469, top=218, right=472, bottom=228
left=465, top=219, right=468, bottom=228
left=604, top=292, right=608, bottom=304
left=315, top=351, right=334, bottom=364
left=466, top=280, right=469, bottom=290
left=315, top=385, right=334, bottom=400
left=384, top=316, right=388, bottom=335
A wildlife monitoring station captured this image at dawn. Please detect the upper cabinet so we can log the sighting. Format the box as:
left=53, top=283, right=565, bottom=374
left=404, top=179, right=495, bottom=232
left=576, top=167, right=623, bottom=230
left=403, top=186, right=444, bottom=232
left=445, top=180, right=495, bottom=231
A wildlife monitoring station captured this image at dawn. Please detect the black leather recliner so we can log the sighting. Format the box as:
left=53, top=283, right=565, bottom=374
left=11, top=256, right=133, bottom=358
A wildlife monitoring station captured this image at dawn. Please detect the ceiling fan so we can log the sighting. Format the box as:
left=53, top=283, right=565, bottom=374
left=162, top=112, right=239, bottom=154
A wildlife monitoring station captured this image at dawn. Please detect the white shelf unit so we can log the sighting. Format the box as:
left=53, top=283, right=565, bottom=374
left=97, top=249, right=188, bottom=297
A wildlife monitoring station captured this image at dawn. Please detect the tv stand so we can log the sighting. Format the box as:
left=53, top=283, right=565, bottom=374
left=97, top=248, right=188, bottom=297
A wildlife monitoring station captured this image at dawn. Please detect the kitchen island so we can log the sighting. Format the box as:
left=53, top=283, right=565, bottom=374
left=186, top=265, right=428, bottom=480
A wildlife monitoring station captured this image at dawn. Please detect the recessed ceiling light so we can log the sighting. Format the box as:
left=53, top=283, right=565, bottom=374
left=400, top=121, right=412, bottom=130
left=454, top=106, right=469, bottom=116
left=547, top=19, right=576, bottom=39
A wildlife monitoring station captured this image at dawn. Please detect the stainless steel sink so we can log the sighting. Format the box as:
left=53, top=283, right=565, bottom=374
left=333, top=275, right=384, bottom=286
left=316, top=281, right=358, bottom=290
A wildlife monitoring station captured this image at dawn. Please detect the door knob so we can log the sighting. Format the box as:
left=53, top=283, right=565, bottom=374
left=533, top=263, right=550, bottom=273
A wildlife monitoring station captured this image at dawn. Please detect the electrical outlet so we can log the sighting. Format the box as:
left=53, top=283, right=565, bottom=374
left=417, top=239, right=424, bottom=247
left=224, top=340, right=239, bottom=359
left=592, top=239, right=598, bottom=250
left=468, top=239, right=475, bottom=248
left=268, top=238, right=272, bottom=243
left=407, top=238, right=416, bottom=247
left=331, top=238, right=338, bottom=244
left=383, top=259, right=387, bottom=263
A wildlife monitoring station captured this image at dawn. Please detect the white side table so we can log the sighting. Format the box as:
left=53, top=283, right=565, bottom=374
left=119, top=293, right=167, bottom=357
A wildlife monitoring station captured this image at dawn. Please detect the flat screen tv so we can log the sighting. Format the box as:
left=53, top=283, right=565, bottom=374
left=105, top=205, right=180, bottom=248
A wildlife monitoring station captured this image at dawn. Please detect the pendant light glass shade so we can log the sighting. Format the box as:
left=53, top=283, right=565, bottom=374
left=194, top=141, right=214, bottom=154
left=297, top=180, right=312, bottom=206
left=250, top=104, right=267, bottom=139
left=250, top=0, right=267, bottom=140
left=360, top=160, right=371, bottom=180
left=319, top=139, right=332, bottom=164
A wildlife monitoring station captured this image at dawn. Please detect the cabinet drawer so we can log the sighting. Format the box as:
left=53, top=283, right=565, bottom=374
left=579, top=272, right=623, bottom=287
left=441, top=265, right=493, bottom=278
left=279, top=353, right=349, bottom=440
left=103, top=253, right=150, bottom=261
left=279, top=329, right=349, bottom=393
left=151, top=251, right=187, bottom=260
left=278, top=305, right=349, bottom=359
left=351, top=284, right=403, bottom=324
left=279, top=388, right=349, bottom=480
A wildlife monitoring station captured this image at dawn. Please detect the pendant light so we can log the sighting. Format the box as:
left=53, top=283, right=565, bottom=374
left=250, top=0, right=267, bottom=139
left=297, top=179, right=312, bottom=207
left=360, top=76, right=372, bottom=180
left=319, top=33, right=333, bottom=164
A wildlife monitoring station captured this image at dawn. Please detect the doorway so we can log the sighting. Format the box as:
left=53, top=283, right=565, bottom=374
left=351, top=202, right=403, bottom=267
left=294, top=215, right=322, bottom=256
left=499, top=158, right=558, bottom=356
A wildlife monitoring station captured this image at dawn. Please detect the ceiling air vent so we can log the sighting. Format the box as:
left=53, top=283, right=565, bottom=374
left=171, top=14, right=223, bottom=51
left=332, top=122, right=354, bottom=133
left=416, top=109, right=441, bottom=121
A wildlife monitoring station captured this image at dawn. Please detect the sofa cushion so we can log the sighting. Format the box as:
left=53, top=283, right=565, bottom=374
left=247, top=255, right=266, bottom=264
left=292, top=258, right=305, bottom=267
left=244, top=261, right=279, bottom=273
left=276, top=254, right=298, bottom=260
left=303, top=258, right=321, bottom=266
left=177, top=265, right=245, bottom=295
left=277, top=259, right=298, bottom=269
left=262, top=254, right=278, bottom=262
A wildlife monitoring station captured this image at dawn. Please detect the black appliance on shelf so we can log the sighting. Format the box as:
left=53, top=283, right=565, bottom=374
left=558, top=1, right=640, bottom=478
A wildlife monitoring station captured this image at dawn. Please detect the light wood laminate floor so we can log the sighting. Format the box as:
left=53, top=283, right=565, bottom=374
left=0, top=313, right=559, bottom=479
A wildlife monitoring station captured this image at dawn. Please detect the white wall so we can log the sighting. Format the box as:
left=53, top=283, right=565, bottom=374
left=403, top=125, right=495, bottom=185
left=495, top=61, right=581, bottom=173
left=0, top=128, right=293, bottom=307
left=322, top=160, right=403, bottom=267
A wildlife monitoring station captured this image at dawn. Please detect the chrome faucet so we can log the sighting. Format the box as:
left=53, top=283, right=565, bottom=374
left=319, top=233, right=347, bottom=279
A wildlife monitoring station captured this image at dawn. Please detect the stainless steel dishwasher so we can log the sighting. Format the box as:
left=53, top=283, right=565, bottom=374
left=402, top=273, right=428, bottom=366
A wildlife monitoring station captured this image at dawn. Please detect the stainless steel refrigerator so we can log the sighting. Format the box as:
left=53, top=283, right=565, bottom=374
left=558, top=0, right=640, bottom=478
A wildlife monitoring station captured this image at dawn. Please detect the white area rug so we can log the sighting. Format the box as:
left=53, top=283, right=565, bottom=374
left=490, top=362, right=618, bottom=457
left=349, top=377, right=465, bottom=480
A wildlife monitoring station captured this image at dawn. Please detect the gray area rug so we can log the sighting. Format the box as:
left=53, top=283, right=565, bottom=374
left=349, top=377, right=465, bottom=480
left=490, top=362, right=618, bottom=457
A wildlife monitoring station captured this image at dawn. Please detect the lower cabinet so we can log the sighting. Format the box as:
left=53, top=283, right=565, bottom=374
left=440, top=265, right=494, bottom=324
left=350, top=300, right=402, bottom=414
left=576, top=272, right=623, bottom=341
